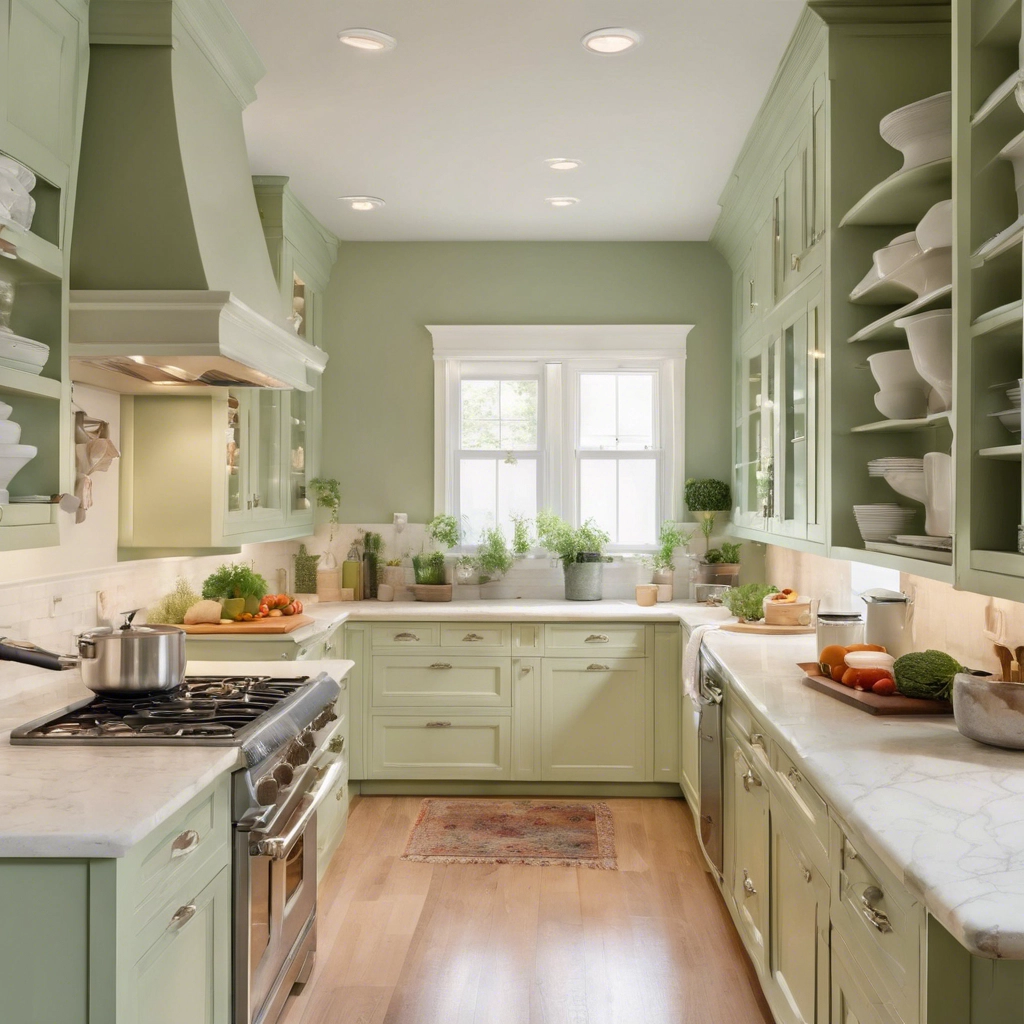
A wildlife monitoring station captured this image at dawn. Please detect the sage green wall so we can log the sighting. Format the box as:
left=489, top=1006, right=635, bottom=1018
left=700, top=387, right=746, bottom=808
left=322, top=242, right=732, bottom=523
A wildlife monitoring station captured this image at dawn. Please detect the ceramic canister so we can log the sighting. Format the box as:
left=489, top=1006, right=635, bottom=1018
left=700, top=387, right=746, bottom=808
left=636, top=584, right=658, bottom=607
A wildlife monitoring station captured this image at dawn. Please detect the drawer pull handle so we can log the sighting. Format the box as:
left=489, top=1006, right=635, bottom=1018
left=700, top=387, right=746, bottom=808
left=170, top=903, right=197, bottom=929
left=394, top=632, right=420, bottom=642
left=463, top=633, right=485, bottom=642
left=742, top=770, right=762, bottom=792
left=429, top=662, right=453, bottom=670
left=802, top=866, right=812, bottom=884
left=171, top=829, right=200, bottom=858
left=742, top=870, right=757, bottom=896
left=587, top=663, right=610, bottom=671
left=426, top=721, right=452, bottom=728
left=585, top=634, right=609, bottom=643
left=750, top=732, right=765, bottom=747
left=860, top=886, right=892, bottom=933
left=787, top=767, right=804, bottom=786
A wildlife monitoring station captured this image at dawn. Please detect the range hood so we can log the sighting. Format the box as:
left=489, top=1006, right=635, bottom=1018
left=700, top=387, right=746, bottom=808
left=68, top=0, right=326, bottom=393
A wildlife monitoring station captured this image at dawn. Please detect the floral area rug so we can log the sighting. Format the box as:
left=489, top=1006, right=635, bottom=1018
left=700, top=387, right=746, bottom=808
left=401, top=798, right=617, bottom=869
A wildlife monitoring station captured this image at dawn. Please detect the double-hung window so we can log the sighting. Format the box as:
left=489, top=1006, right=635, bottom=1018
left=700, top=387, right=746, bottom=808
left=430, top=325, right=690, bottom=551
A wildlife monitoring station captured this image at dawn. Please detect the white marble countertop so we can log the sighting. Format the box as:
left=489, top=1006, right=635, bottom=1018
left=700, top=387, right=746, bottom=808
left=697, top=628, right=1024, bottom=960
left=0, top=658, right=353, bottom=859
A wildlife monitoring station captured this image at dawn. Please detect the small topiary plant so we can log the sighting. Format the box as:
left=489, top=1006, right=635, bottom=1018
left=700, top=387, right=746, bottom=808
left=684, top=478, right=732, bottom=554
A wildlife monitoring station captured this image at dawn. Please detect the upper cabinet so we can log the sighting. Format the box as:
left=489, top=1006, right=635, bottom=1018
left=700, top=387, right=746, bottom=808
left=0, top=0, right=88, bottom=551
left=117, top=178, right=337, bottom=555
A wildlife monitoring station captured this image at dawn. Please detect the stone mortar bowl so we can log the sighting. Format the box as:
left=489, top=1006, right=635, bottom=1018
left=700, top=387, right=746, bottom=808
left=953, top=673, right=1024, bottom=750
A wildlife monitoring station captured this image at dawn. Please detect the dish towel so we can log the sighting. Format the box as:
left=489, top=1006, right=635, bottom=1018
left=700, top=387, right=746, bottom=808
left=683, top=622, right=721, bottom=698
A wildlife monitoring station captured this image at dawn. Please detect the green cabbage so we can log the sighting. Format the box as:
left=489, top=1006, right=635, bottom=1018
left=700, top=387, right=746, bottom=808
left=892, top=650, right=964, bottom=701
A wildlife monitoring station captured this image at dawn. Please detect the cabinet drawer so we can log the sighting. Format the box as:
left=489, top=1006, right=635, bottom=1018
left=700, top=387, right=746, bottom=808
left=372, top=656, right=511, bottom=707
left=832, top=824, right=920, bottom=1024
left=369, top=713, right=511, bottom=779
left=371, top=623, right=440, bottom=649
left=543, top=624, right=645, bottom=657
left=440, top=623, right=511, bottom=651
left=126, top=777, right=230, bottom=929
left=770, top=742, right=828, bottom=868
left=725, top=692, right=770, bottom=768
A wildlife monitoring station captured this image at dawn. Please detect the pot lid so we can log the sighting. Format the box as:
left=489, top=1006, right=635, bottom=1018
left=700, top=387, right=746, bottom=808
left=816, top=612, right=864, bottom=622
left=80, top=624, right=185, bottom=640
left=861, top=588, right=910, bottom=603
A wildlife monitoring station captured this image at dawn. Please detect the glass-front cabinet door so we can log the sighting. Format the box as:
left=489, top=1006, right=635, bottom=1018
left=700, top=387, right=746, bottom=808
left=224, top=391, right=250, bottom=532
left=252, top=390, right=285, bottom=521
left=289, top=388, right=311, bottom=518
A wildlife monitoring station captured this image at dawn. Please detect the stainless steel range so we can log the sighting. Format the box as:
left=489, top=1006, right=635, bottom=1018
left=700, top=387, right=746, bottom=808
left=11, top=671, right=346, bottom=1024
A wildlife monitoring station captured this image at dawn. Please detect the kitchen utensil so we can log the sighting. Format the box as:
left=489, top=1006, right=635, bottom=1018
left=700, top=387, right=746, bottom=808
left=816, top=612, right=865, bottom=651
left=953, top=673, right=1024, bottom=748
left=872, top=231, right=922, bottom=277
left=915, top=200, right=953, bottom=251
left=897, top=308, right=952, bottom=411
left=874, top=386, right=930, bottom=420
left=800, top=663, right=952, bottom=715
left=923, top=452, right=953, bottom=537
left=879, top=91, right=952, bottom=171
left=862, top=588, right=914, bottom=657
left=0, top=442, right=37, bottom=503
left=0, top=612, right=186, bottom=693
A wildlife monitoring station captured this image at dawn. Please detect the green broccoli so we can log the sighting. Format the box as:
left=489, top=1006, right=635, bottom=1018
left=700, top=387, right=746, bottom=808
left=892, top=650, right=964, bottom=701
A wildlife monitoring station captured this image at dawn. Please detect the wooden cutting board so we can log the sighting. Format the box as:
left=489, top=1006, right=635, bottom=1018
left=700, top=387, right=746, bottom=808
left=179, top=614, right=315, bottom=635
left=720, top=621, right=815, bottom=635
left=798, top=662, right=952, bottom=715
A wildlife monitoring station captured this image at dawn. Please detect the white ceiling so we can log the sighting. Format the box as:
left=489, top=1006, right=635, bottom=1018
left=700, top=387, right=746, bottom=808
left=226, top=0, right=805, bottom=242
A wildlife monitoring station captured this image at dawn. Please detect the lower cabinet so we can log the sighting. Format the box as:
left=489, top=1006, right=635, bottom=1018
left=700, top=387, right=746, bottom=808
left=831, top=930, right=900, bottom=1024
left=539, top=658, right=649, bottom=782
left=680, top=686, right=700, bottom=809
left=127, top=865, right=231, bottom=1024
left=769, top=802, right=830, bottom=1024
left=369, top=712, right=512, bottom=779
left=725, top=731, right=770, bottom=973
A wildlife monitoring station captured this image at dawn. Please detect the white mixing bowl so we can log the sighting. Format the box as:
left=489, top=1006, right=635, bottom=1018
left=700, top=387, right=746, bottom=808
left=896, top=308, right=952, bottom=411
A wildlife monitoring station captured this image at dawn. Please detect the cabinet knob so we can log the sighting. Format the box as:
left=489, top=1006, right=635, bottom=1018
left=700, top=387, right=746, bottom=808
left=742, top=870, right=757, bottom=896
left=742, top=769, right=762, bottom=792
left=803, top=866, right=812, bottom=884
left=170, top=829, right=200, bottom=859
left=787, top=766, right=804, bottom=786
left=859, top=886, right=892, bottom=933
left=750, top=732, right=765, bottom=748
left=170, top=903, right=197, bottom=929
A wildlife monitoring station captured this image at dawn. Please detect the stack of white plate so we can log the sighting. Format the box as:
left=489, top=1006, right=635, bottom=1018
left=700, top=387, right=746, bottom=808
left=867, top=457, right=924, bottom=477
left=853, top=504, right=919, bottom=542
left=0, top=331, right=48, bottom=374
left=0, top=156, right=36, bottom=233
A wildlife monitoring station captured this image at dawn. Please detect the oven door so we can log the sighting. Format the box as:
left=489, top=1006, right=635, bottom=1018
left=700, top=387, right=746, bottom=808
left=236, top=759, right=346, bottom=1024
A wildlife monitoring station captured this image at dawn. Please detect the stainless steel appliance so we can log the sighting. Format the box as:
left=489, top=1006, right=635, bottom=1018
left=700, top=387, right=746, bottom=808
left=695, top=646, right=725, bottom=878
left=10, top=671, right=346, bottom=1024
left=0, top=611, right=186, bottom=693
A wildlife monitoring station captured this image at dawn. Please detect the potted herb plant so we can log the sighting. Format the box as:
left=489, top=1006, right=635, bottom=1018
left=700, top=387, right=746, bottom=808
left=411, top=513, right=460, bottom=599
left=473, top=514, right=532, bottom=593
left=536, top=510, right=610, bottom=601
left=650, top=520, right=695, bottom=586
left=684, top=478, right=737, bottom=584
left=309, top=477, right=341, bottom=567
left=201, top=563, right=268, bottom=620
left=701, top=541, right=742, bottom=585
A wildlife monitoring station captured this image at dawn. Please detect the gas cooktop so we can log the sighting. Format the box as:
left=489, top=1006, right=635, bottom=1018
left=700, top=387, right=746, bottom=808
left=9, top=674, right=338, bottom=754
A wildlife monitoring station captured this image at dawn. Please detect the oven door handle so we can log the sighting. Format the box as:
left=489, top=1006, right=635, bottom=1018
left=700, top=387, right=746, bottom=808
left=248, top=759, right=346, bottom=861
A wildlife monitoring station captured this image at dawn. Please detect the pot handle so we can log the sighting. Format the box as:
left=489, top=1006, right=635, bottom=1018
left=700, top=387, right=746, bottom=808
left=0, top=639, right=74, bottom=672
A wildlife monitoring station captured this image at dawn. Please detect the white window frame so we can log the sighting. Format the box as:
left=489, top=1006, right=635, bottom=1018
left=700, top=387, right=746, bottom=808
left=429, top=324, right=691, bottom=551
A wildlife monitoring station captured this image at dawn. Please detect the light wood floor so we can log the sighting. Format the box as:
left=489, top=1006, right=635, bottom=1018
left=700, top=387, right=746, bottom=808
left=280, top=795, right=773, bottom=1024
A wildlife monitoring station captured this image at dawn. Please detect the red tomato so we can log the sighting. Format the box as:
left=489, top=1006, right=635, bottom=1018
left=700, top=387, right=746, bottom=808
left=275, top=594, right=289, bottom=608
left=872, top=676, right=897, bottom=696
left=282, top=603, right=295, bottom=616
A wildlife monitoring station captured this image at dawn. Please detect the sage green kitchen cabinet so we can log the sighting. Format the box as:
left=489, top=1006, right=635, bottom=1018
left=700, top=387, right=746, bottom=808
left=768, top=801, right=830, bottom=1024
left=539, top=658, right=650, bottom=782
left=831, top=930, right=900, bottom=1024
left=0, top=775, right=232, bottom=1024
left=724, top=731, right=770, bottom=975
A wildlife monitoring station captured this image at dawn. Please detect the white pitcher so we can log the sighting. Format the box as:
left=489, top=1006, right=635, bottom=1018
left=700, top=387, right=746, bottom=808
left=862, top=588, right=914, bottom=658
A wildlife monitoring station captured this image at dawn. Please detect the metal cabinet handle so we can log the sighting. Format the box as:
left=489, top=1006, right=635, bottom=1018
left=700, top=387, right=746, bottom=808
left=394, top=632, right=419, bottom=641
left=170, top=903, right=197, bottom=929
left=429, top=662, right=452, bottom=670
left=803, top=866, right=812, bottom=884
left=463, top=633, right=485, bottom=642
left=750, top=732, right=765, bottom=748
left=787, top=766, right=804, bottom=786
left=171, top=829, right=200, bottom=858
left=587, top=663, right=610, bottom=671
left=791, top=253, right=801, bottom=271
left=860, top=886, right=892, bottom=933
left=426, top=721, right=452, bottom=728
left=742, top=770, right=762, bottom=792
left=585, top=634, right=609, bottom=643
left=742, top=870, right=757, bottom=896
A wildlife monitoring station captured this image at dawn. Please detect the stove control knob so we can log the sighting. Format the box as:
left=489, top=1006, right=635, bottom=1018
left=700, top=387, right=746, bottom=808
left=255, top=776, right=279, bottom=805
left=287, top=740, right=310, bottom=765
left=273, top=763, right=294, bottom=786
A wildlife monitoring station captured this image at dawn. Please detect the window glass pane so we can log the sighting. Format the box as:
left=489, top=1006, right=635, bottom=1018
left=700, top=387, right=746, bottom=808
left=461, top=378, right=537, bottom=451
left=460, top=456, right=538, bottom=544
left=497, top=457, right=537, bottom=532
left=579, top=374, right=616, bottom=448
left=618, top=459, right=657, bottom=545
left=616, top=374, right=654, bottom=448
left=579, top=372, right=655, bottom=450
left=579, top=459, right=617, bottom=538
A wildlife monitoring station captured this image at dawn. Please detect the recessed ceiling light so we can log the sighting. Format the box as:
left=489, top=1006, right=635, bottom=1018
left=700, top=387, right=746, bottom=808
left=582, top=28, right=641, bottom=54
left=338, top=29, right=396, bottom=52
left=338, top=196, right=385, bottom=211
left=546, top=196, right=579, bottom=208
left=546, top=158, right=582, bottom=171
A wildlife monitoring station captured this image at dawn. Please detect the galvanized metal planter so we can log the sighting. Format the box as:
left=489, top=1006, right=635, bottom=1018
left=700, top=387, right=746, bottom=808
left=564, top=561, right=603, bottom=601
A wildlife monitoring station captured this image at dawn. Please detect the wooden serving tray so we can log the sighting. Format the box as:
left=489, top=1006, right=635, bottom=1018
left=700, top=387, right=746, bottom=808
left=798, top=662, right=952, bottom=715
left=179, top=614, right=314, bottom=635
left=720, top=621, right=815, bottom=635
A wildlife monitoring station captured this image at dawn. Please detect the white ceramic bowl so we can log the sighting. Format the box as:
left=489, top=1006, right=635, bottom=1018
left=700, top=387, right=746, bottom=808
left=873, top=231, right=922, bottom=277
left=923, top=452, right=952, bottom=537
left=0, top=400, right=11, bottom=421
left=0, top=156, right=35, bottom=193
left=868, top=348, right=930, bottom=391
left=885, top=246, right=952, bottom=298
left=896, top=308, right=952, bottom=411
left=879, top=91, right=952, bottom=171
left=999, top=129, right=1024, bottom=216
left=915, top=200, right=953, bottom=251
left=954, top=674, right=1024, bottom=749
left=0, top=332, right=48, bottom=375
left=0, top=419, right=21, bottom=444
left=874, top=386, right=930, bottom=420
left=990, top=408, right=1023, bottom=435
left=882, top=469, right=927, bottom=503
left=0, top=442, right=36, bottom=504
left=0, top=174, right=35, bottom=232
